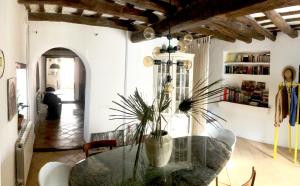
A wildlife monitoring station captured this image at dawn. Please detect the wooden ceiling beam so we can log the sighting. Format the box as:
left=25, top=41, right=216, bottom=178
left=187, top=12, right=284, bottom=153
left=224, top=0, right=300, bottom=18
left=264, top=10, right=298, bottom=38
left=56, top=6, right=62, bottom=14
left=208, top=22, right=252, bottom=43
left=213, top=17, right=265, bottom=41
left=156, top=0, right=184, bottom=7
left=188, top=27, right=236, bottom=42
left=74, top=8, right=84, bottom=16
left=117, top=0, right=174, bottom=14
left=25, top=4, right=31, bottom=12
left=255, top=10, right=300, bottom=22
left=39, top=4, right=45, bottom=13
left=131, top=0, right=300, bottom=43
left=234, top=16, right=276, bottom=41
left=268, top=23, right=300, bottom=31
left=261, top=17, right=300, bottom=26
left=19, top=0, right=151, bottom=23
left=28, top=13, right=132, bottom=31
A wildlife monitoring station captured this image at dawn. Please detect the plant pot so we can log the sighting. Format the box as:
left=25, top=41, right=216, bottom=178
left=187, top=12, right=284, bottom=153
left=145, top=131, right=173, bottom=167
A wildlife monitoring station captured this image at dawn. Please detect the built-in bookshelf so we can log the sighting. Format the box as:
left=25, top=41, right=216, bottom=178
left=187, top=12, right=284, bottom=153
left=222, top=51, right=270, bottom=108
left=224, top=51, right=270, bottom=75
left=223, top=84, right=269, bottom=108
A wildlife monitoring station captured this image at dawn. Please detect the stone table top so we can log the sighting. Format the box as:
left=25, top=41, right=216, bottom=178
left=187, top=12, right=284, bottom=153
left=69, top=136, right=231, bottom=186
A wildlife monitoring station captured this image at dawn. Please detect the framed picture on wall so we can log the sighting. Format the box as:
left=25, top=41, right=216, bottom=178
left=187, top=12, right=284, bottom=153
left=7, top=78, right=17, bottom=121
left=0, top=50, right=5, bottom=79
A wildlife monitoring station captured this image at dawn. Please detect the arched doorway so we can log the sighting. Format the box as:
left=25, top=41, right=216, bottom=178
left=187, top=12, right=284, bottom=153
left=34, top=47, right=86, bottom=151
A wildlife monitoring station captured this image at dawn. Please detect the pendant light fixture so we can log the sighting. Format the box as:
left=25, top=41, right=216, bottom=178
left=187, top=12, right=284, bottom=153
left=49, top=58, right=60, bottom=76
left=49, top=58, right=60, bottom=70
left=142, top=0, right=193, bottom=94
left=143, top=27, right=156, bottom=40
left=50, top=63, right=60, bottom=69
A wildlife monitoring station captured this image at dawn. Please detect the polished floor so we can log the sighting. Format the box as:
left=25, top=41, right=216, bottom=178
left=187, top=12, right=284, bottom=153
left=209, top=138, right=300, bottom=186
left=56, top=89, right=75, bottom=102
left=26, top=137, right=300, bottom=186
left=34, top=103, right=84, bottom=151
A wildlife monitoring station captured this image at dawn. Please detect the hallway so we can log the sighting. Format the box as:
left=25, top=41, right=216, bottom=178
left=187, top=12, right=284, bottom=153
left=34, top=103, right=84, bottom=151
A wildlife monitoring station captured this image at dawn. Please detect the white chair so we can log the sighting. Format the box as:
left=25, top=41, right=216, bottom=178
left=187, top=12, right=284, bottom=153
left=215, top=128, right=236, bottom=186
left=216, top=128, right=236, bottom=151
left=203, top=123, right=236, bottom=150
left=204, top=124, right=236, bottom=186
left=38, top=162, right=71, bottom=186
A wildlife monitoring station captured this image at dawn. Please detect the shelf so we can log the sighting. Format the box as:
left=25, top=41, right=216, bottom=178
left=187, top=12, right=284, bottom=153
left=219, top=101, right=270, bottom=109
left=224, top=73, right=270, bottom=76
left=226, top=51, right=270, bottom=54
left=224, top=62, right=270, bottom=65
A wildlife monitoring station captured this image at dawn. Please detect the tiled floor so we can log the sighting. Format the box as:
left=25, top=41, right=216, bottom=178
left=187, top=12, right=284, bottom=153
left=26, top=137, right=300, bottom=186
left=34, top=103, right=85, bottom=150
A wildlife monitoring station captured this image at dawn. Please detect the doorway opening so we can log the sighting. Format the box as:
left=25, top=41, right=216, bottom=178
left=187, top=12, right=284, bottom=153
left=34, top=48, right=86, bottom=151
left=16, top=63, right=28, bottom=131
left=46, top=57, right=78, bottom=102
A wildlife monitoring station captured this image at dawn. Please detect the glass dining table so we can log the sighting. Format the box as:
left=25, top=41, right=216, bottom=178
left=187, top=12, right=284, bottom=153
left=69, top=136, right=231, bottom=186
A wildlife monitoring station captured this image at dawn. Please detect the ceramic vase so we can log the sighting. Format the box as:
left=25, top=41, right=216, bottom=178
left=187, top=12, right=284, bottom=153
left=145, top=131, right=173, bottom=167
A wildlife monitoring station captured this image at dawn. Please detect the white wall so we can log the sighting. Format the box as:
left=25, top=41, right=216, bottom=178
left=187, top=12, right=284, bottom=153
left=39, top=56, right=46, bottom=92
left=74, top=57, right=80, bottom=101
left=28, top=22, right=126, bottom=141
left=0, top=0, right=27, bottom=185
left=28, top=21, right=174, bottom=141
left=209, top=32, right=300, bottom=148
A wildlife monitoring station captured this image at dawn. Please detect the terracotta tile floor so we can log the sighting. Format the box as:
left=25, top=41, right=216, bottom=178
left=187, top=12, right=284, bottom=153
left=26, top=150, right=85, bottom=186
left=34, top=103, right=85, bottom=151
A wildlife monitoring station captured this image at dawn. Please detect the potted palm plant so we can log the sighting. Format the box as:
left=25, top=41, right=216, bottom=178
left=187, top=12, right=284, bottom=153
left=110, top=79, right=225, bottom=176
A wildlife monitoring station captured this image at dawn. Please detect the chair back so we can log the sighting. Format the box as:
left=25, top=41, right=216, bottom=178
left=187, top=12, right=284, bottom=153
left=39, top=162, right=71, bottom=186
left=83, top=140, right=117, bottom=158
left=242, top=167, right=256, bottom=186
left=216, top=129, right=237, bottom=151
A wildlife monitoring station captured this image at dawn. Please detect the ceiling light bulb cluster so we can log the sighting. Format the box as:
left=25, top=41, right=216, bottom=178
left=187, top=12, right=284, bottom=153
left=163, top=75, right=174, bottom=94
left=177, top=41, right=187, bottom=52
left=143, top=27, right=156, bottom=40
left=183, top=60, right=192, bottom=70
left=143, top=56, right=155, bottom=67
left=142, top=23, right=193, bottom=95
left=183, top=34, right=193, bottom=45
left=164, top=82, right=174, bottom=94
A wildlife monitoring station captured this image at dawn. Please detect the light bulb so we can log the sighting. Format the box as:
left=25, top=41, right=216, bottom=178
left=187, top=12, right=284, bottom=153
left=183, top=34, right=193, bottom=45
left=164, top=83, right=174, bottom=94
left=183, top=60, right=192, bottom=70
left=152, top=47, right=161, bottom=57
left=177, top=41, right=187, bottom=52
left=143, top=27, right=155, bottom=40
left=143, top=56, right=154, bottom=67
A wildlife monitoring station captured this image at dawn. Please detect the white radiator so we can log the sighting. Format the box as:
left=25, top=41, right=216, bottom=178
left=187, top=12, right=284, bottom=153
left=16, top=121, right=35, bottom=186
